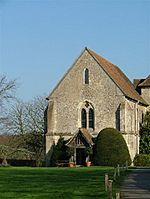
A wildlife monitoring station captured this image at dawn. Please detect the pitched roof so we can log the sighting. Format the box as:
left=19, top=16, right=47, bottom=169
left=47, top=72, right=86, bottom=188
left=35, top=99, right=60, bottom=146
left=48, top=47, right=148, bottom=106
left=138, top=75, right=150, bottom=87
left=79, top=128, right=94, bottom=146
left=66, top=128, right=94, bottom=147
left=87, top=48, right=148, bottom=106
left=133, top=79, right=145, bottom=88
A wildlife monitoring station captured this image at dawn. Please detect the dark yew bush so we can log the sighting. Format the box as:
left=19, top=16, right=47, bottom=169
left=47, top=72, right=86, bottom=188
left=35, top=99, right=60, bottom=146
left=94, top=128, right=131, bottom=166
left=50, top=137, right=72, bottom=166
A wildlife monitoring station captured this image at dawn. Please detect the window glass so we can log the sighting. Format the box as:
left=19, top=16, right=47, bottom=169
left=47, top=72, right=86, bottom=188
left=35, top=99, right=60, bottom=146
left=81, top=108, right=87, bottom=128
left=84, top=68, right=89, bottom=84
left=89, top=108, right=94, bottom=129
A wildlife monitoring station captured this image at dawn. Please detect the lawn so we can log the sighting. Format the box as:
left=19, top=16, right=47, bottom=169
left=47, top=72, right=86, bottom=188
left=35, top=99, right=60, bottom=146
left=0, top=166, right=117, bottom=199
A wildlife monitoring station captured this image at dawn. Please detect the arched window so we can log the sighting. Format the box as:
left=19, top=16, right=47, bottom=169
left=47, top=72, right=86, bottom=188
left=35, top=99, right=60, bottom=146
left=115, top=105, right=120, bottom=131
left=80, top=102, right=95, bottom=130
left=81, top=108, right=87, bottom=128
left=89, top=108, right=94, bottom=129
left=84, top=68, right=89, bottom=84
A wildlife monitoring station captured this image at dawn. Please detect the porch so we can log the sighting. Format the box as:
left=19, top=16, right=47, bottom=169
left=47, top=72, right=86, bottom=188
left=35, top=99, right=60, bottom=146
left=66, top=128, right=94, bottom=166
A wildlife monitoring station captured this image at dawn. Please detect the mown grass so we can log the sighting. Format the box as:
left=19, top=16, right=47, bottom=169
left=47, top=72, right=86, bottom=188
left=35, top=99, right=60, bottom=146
left=0, top=166, right=128, bottom=199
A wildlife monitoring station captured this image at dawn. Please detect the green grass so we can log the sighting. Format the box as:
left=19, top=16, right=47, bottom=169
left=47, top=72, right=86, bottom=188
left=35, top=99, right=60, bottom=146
left=0, top=166, right=129, bottom=199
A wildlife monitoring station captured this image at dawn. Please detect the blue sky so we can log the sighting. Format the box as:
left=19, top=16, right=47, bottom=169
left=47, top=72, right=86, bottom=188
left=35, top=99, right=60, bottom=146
left=0, top=0, right=150, bottom=101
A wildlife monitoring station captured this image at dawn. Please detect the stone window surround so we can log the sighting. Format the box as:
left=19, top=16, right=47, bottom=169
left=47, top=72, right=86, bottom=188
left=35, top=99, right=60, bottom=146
left=81, top=101, right=95, bottom=129
left=83, top=68, right=89, bottom=84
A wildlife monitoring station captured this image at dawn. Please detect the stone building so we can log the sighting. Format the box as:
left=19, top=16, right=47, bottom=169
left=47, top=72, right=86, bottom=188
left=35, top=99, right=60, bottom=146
left=134, top=75, right=150, bottom=111
left=45, top=47, right=150, bottom=165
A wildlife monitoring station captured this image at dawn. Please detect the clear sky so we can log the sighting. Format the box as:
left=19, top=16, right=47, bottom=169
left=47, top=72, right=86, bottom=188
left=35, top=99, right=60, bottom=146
left=0, top=0, right=150, bottom=101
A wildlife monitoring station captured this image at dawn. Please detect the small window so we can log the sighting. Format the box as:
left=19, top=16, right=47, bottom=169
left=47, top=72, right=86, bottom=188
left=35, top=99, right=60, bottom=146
left=142, top=112, right=144, bottom=123
left=89, top=108, right=94, bottom=129
left=81, top=108, right=87, bottom=128
left=115, top=105, right=120, bottom=131
left=84, top=68, right=89, bottom=84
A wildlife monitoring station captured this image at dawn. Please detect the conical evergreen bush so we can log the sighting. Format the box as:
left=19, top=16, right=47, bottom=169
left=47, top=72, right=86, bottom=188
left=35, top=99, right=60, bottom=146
left=94, top=128, right=131, bottom=166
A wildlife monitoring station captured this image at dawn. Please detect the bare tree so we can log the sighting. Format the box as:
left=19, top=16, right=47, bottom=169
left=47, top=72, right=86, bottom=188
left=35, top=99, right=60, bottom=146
left=0, top=75, right=16, bottom=132
left=7, top=100, right=27, bottom=134
left=1, top=96, right=47, bottom=166
left=0, top=100, right=30, bottom=165
left=2, top=96, right=47, bottom=135
left=24, top=96, right=47, bottom=166
left=0, top=76, right=47, bottom=166
left=25, top=96, right=47, bottom=133
left=0, top=75, right=16, bottom=108
left=0, top=134, right=34, bottom=166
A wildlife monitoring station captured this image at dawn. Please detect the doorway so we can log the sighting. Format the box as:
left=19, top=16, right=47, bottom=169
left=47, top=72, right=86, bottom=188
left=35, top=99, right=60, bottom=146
left=76, top=148, right=86, bottom=165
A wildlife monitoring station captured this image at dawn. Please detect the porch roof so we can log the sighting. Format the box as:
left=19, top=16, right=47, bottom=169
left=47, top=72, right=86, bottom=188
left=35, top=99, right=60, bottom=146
left=66, top=128, right=94, bottom=148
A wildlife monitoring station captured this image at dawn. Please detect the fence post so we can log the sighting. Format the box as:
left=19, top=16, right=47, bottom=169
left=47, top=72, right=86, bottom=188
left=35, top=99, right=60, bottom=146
left=113, top=167, right=116, bottom=181
left=108, top=180, right=113, bottom=199
left=116, top=192, right=120, bottom=199
left=117, top=164, right=120, bottom=177
left=105, top=173, right=109, bottom=191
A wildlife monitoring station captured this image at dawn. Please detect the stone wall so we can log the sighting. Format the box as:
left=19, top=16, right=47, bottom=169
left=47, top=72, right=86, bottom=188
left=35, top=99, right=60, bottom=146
left=141, top=88, right=150, bottom=111
left=46, top=49, right=147, bottom=163
left=121, top=99, right=146, bottom=160
left=46, top=50, right=124, bottom=138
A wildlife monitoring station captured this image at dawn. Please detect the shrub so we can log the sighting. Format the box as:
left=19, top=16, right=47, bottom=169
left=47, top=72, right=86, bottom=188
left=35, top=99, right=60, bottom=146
left=94, top=128, right=131, bottom=166
left=50, top=137, right=71, bottom=166
left=0, top=164, right=10, bottom=167
left=139, top=111, right=150, bottom=154
left=133, top=154, right=150, bottom=166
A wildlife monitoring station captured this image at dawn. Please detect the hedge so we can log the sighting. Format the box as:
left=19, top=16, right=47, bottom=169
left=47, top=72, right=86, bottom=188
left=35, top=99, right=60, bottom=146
left=133, top=154, right=150, bottom=166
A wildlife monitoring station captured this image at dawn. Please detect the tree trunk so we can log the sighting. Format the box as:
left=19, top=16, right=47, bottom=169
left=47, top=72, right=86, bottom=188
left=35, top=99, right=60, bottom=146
left=2, top=156, right=8, bottom=166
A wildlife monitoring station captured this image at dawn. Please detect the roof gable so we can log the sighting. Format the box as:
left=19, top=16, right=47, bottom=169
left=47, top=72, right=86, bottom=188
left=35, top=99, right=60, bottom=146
left=66, top=128, right=94, bottom=148
left=47, top=47, right=148, bottom=106
left=47, top=49, right=85, bottom=99
left=87, top=48, right=148, bottom=106
left=138, top=75, right=150, bottom=87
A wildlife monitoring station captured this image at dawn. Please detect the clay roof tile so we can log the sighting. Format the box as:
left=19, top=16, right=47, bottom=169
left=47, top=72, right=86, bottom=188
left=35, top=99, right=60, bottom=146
left=87, top=48, right=148, bottom=106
